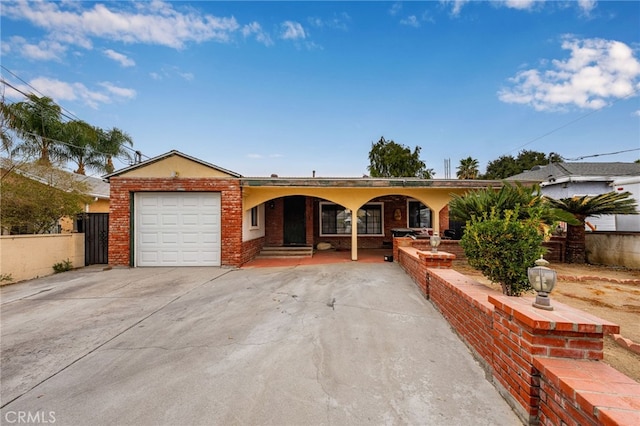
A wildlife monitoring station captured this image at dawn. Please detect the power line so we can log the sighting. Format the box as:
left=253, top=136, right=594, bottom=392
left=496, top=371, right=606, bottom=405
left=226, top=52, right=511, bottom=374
left=563, top=147, right=640, bottom=161
left=505, top=86, right=640, bottom=155
left=0, top=67, right=148, bottom=161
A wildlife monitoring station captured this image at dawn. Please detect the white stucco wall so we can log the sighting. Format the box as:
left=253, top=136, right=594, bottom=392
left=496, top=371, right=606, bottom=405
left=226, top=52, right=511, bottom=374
left=242, top=203, right=266, bottom=242
left=586, top=233, right=640, bottom=269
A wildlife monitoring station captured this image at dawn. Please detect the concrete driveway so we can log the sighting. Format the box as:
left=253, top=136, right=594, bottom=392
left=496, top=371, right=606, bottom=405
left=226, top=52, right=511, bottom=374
left=1, top=263, right=521, bottom=425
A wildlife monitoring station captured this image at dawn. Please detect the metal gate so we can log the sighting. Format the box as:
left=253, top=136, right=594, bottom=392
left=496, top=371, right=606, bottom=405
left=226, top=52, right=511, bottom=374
left=78, top=213, right=109, bottom=265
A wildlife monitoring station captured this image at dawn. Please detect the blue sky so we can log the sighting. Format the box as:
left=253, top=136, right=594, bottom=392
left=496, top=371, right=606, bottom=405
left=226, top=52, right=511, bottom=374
left=1, top=0, right=639, bottom=177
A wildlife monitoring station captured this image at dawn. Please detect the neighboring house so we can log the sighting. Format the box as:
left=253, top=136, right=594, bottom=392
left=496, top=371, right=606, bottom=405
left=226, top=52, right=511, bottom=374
left=507, top=162, right=640, bottom=232
left=105, top=150, right=505, bottom=268
left=0, top=160, right=110, bottom=234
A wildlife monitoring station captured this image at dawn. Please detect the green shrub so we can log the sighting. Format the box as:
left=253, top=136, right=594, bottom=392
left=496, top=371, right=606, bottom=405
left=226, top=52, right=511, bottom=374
left=53, top=259, right=73, bottom=274
left=460, top=209, right=545, bottom=296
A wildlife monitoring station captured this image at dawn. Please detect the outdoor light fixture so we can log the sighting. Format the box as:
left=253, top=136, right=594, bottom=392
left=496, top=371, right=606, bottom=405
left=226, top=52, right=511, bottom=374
left=528, top=255, right=557, bottom=311
left=268, top=200, right=275, bottom=209
left=430, top=232, right=441, bottom=253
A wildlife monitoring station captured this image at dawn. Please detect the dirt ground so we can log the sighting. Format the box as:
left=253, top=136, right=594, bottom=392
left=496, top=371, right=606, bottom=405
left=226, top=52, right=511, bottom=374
left=452, top=260, right=640, bottom=383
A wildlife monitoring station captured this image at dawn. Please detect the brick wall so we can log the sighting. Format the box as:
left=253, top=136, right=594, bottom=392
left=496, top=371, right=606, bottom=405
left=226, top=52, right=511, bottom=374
left=427, top=268, right=495, bottom=371
left=534, top=358, right=640, bottom=426
left=241, top=236, right=265, bottom=265
left=395, top=248, right=639, bottom=425
left=108, top=177, right=243, bottom=267
left=264, top=198, right=283, bottom=246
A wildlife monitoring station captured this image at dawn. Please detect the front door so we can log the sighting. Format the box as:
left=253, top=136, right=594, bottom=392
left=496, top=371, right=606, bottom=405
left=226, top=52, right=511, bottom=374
left=283, top=196, right=306, bottom=245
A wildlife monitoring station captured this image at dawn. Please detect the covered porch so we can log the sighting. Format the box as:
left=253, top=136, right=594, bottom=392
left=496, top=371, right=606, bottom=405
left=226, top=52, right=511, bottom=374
left=241, top=177, right=501, bottom=262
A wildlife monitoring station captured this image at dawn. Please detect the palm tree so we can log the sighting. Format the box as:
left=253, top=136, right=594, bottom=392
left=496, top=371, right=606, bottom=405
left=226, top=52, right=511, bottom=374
left=59, top=120, right=101, bottom=175
left=449, top=182, right=575, bottom=229
left=3, top=94, right=63, bottom=165
left=547, top=192, right=638, bottom=263
left=456, top=156, right=479, bottom=179
left=98, top=127, right=133, bottom=174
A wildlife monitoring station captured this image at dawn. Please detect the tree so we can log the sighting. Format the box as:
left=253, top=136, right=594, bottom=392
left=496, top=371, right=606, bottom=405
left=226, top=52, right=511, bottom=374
left=98, top=127, right=133, bottom=174
left=546, top=192, right=638, bottom=264
left=59, top=120, right=101, bottom=175
left=0, top=163, right=90, bottom=234
left=2, top=94, right=63, bottom=165
left=367, top=136, right=433, bottom=178
left=460, top=209, right=545, bottom=296
left=456, top=156, right=479, bottom=179
left=483, top=155, right=521, bottom=180
left=1, top=92, right=15, bottom=156
left=483, top=150, right=560, bottom=179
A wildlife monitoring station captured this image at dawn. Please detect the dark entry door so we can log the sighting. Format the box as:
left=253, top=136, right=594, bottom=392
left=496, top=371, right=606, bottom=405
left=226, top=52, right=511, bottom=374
left=79, top=213, right=109, bottom=265
left=283, top=196, right=306, bottom=245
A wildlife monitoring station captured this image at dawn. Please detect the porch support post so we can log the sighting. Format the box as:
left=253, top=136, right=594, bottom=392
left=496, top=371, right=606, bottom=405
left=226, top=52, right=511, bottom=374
left=351, top=221, right=358, bottom=261
left=432, top=209, right=440, bottom=236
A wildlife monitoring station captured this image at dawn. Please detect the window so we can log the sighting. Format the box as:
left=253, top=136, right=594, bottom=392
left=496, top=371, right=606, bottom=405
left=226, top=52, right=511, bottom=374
left=320, top=202, right=383, bottom=235
left=250, top=206, right=259, bottom=228
left=408, top=200, right=431, bottom=228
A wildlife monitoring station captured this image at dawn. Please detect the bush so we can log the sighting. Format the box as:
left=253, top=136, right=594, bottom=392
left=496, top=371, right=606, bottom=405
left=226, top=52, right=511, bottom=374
left=460, top=209, right=545, bottom=296
left=53, top=259, right=73, bottom=274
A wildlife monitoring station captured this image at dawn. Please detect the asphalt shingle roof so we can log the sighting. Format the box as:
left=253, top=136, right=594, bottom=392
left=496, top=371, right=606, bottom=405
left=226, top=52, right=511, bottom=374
left=507, top=162, right=640, bottom=182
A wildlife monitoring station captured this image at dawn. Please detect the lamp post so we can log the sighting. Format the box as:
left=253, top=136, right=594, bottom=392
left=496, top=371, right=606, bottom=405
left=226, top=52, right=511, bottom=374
left=528, top=255, right=557, bottom=311
left=430, top=232, right=441, bottom=253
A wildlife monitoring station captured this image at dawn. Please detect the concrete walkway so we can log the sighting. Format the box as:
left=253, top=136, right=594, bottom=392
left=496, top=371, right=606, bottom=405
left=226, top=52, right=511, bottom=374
left=1, top=263, right=521, bottom=425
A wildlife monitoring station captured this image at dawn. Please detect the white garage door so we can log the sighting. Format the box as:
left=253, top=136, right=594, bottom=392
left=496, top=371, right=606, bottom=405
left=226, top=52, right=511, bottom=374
left=135, top=192, right=221, bottom=266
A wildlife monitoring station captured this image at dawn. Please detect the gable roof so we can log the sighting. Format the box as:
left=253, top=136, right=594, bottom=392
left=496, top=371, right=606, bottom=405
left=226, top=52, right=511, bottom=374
left=103, top=150, right=242, bottom=180
left=1, top=158, right=110, bottom=199
left=507, top=162, right=640, bottom=185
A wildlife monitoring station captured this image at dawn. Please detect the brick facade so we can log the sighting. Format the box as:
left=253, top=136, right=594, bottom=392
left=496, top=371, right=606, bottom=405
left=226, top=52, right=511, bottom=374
left=108, top=177, right=243, bottom=267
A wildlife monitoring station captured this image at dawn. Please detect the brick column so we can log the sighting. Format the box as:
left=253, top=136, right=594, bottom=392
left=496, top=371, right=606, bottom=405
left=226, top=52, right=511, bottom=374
left=489, top=295, right=619, bottom=424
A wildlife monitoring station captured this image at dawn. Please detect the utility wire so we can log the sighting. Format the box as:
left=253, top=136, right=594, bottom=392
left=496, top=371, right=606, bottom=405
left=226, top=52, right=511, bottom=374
left=1, top=65, right=83, bottom=123
left=563, top=147, right=640, bottom=161
left=0, top=68, right=148, bottom=161
left=505, top=86, right=640, bottom=155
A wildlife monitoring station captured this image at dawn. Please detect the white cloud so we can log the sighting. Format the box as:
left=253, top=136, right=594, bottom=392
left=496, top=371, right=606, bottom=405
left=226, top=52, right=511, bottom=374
left=6, top=76, right=136, bottom=109
left=498, top=37, right=640, bottom=111
left=633, top=110, right=640, bottom=117
left=389, top=3, right=403, bottom=16
left=400, top=15, right=420, bottom=28
left=247, top=154, right=263, bottom=159
left=440, top=0, right=471, bottom=16
left=2, top=0, right=240, bottom=50
left=578, top=0, right=597, bottom=15
left=280, top=21, right=306, bottom=40
left=178, top=72, right=194, bottom=81
left=242, top=22, right=273, bottom=46
left=98, top=82, right=137, bottom=99
left=4, top=35, right=67, bottom=61
left=103, top=49, right=135, bottom=67
left=502, top=0, right=538, bottom=10
left=308, top=13, right=350, bottom=31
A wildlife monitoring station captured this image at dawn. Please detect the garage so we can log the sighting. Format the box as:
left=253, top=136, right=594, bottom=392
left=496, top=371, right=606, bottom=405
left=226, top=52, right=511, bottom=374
left=135, top=192, right=221, bottom=266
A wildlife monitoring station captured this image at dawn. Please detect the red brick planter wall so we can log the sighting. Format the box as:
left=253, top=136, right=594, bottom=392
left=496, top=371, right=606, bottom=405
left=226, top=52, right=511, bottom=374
left=427, top=268, right=496, bottom=372
left=395, top=247, right=639, bottom=425
left=108, top=177, right=243, bottom=267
